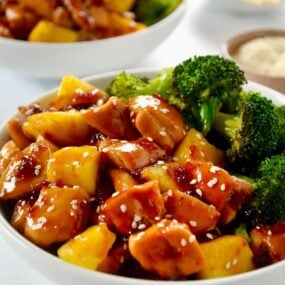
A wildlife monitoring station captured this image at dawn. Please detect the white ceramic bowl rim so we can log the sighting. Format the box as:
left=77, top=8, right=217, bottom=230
left=0, top=68, right=285, bottom=284
left=0, top=1, right=186, bottom=48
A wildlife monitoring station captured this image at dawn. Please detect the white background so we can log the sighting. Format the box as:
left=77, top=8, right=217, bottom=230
left=0, top=0, right=284, bottom=283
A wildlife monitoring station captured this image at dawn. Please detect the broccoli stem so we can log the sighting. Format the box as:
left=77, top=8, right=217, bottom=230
left=213, top=112, right=241, bottom=141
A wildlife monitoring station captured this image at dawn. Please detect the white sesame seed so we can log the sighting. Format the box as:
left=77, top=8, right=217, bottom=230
left=189, top=235, right=196, bottom=243
left=181, top=238, right=187, bottom=247
left=146, top=137, right=153, bottom=142
left=120, top=204, right=127, bottom=213
left=47, top=205, right=55, bottom=212
left=197, top=172, right=202, bottom=182
left=162, top=165, right=168, bottom=170
left=190, top=179, right=197, bottom=185
left=134, top=214, right=141, bottom=222
left=220, top=183, right=226, bottom=191
left=157, top=160, right=165, bottom=165
left=83, top=152, right=89, bottom=158
left=72, top=161, right=80, bottom=167
left=97, top=99, right=104, bottom=106
left=207, top=177, right=218, bottom=187
left=232, top=258, right=238, bottom=266
left=167, top=189, right=173, bottom=197
left=225, top=262, right=231, bottom=270
left=210, top=165, right=220, bottom=173
left=138, top=224, right=146, bottom=230
left=206, top=233, right=214, bottom=240
left=131, top=220, right=137, bottom=229
left=267, top=230, right=272, bottom=236
left=159, top=131, right=167, bottom=137
left=101, top=148, right=108, bottom=153
left=189, top=220, right=197, bottom=227
left=161, top=108, right=169, bottom=114
left=196, top=188, right=203, bottom=197
left=112, top=192, right=120, bottom=197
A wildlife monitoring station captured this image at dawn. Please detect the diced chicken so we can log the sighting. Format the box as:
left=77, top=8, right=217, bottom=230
left=7, top=118, right=31, bottom=149
left=221, top=176, right=254, bottom=224
left=102, top=180, right=165, bottom=235
left=99, top=137, right=166, bottom=171
left=24, top=186, right=90, bottom=247
left=250, top=224, right=285, bottom=266
left=129, top=219, right=206, bottom=278
left=0, top=140, right=21, bottom=176
left=109, top=168, right=137, bottom=192
left=163, top=189, right=221, bottom=234
left=0, top=139, right=54, bottom=200
left=82, top=97, right=138, bottom=140
left=129, top=95, right=186, bottom=152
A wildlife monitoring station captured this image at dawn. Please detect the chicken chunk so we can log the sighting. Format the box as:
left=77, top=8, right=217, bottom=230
left=99, top=137, right=166, bottom=171
left=82, top=96, right=138, bottom=140
left=129, top=95, right=186, bottom=152
left=103, top=180, right=165, bottom=235
left=109, top=168, right=137, bottom=192
left=129, top=219, right=206, bottom=278
left=24, top=186, right=90, bottom=247
left=163, top=189, right=221, bottom=234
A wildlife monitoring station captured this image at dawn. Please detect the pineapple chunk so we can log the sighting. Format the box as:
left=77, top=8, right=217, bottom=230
left=140, top=163, right=179, bottom=193
left=109, top=168, right=137, bottom=192
left=104, top=0, right=135, bottom=12
left=28, top=20, right=78, bottom=43
left=174, top=129, right=226, bottom=167
left=50, top=75, right=109, bottom=109
left=196, top=235, right=255, bottom=279
left=58, top=224, right=116, bottom=270
left=21, top=0, right=56, bottom=18
left=47, top=146, right=100, bottom=195
left=7, top=118, right=31, bottom=149
left=22, top=111, right=91, bottom=146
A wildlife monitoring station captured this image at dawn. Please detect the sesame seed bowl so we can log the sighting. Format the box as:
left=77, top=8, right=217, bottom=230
left=0, top=69, right=285, bottom=285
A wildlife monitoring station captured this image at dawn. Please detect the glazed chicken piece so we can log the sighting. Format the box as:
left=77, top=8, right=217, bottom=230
left=0, top=140, right=21, bottom=175
left=109, top=168, right=137, bottom=192
left=24, top=185, right=90, bottom=247
left=102, top=180, right=165, bottom=235
left=250, top=224, right=285, bottom=266
left=98, top=137, right=166, bottom=171
left=82, top=96, right=139, bottom=140
left=128, top=95, right=186, bottom=152
left=7, top=118, right=31, bottom=149
left=129, top=219, right=206, bottom=278
left=0, top=138, right=54, bottom=200
left=163, top=189, right=221, bottom=234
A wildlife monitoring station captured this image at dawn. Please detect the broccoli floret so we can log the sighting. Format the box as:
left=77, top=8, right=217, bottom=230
left=135, top=0, right=182, bottom=26
left=276, top=105, right=285, bottom=153
left=251, top=154, right=285, bottom=224
left=213, top=91, right=280, bottom=172
left=173, top=55, right=247, bottom=134
left=106, top=68, right=175, bottom=101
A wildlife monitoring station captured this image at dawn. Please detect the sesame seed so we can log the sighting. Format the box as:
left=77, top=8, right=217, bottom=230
left=162, top=165, right=168, bottom=170
left=47, top=205, right=55, bottom=212
left=232, top=258, right=238, bottom=266
left=131, top=220, right=137, bottom=229
left=97, top=99, right=104, bottom=106
left=159, top=131, right=167, bottom=136
left=196, top=188, right=203, bottom=197
left=161, top=108, right=169, bottom=114
left=134, top=214, right=141, bottom=222
left=181, top=238, right=187, bottom=247
left=200, top=141, right=206, bottom=145
left=167, top=189, right=173, bottom=197
left=206, top=233, right=214, bottom=240
left=209, top=165, right=220, bottom=173
left=220, top=183, right=226, bottom=191
left=189, top=235, right=196, bottom=243
left=120, top=204, right=127, bottom=213
left=197, top=172, right=202, bottom=182
left=196, top=133, right=202, bottom=139
left=72, top=161, right=80, bottom=167
left=189, top=220, right=197, bottom=227
left=83, top=152, right=89, bottom=158
left=190, top=179, right=197, bottom=185
left=225, top=262, right=231, bottom=270
left=71, top=199, right=78, bottom=210
left=138, top=224, right=146, bottom=230
left=267, top=230, right=272, bottom=236
left=157, top=160, right=165, bottom=165
left=101, top=148, right=108, bottom=153
left=146, top=137, right=153, bottom=142
left=207, top=177, right=218, bottom=187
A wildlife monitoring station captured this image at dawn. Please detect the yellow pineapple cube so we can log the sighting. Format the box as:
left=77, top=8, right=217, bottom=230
left=196, top=235, right=255, bottom=279
left=22, top=111, right=91, bottom=147
left=58, top=224, right=116, bottom=270
left=47, top=146, right=100, bottom=195
left=28, top=20, right=78, bottom=43
left=174, top=128, right=226, bottom=167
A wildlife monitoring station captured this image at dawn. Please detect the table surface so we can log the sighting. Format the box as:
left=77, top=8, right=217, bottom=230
left=0, top=0, right=285, bottom=284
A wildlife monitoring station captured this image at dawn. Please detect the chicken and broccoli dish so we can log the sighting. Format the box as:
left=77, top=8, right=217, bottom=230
left=0, top=0, right=182, bottom=42
left=0, top=55, right=284, bottom=280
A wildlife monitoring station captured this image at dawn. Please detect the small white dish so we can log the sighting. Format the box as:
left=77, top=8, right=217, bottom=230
left=0, top=69, right=284, bottom=285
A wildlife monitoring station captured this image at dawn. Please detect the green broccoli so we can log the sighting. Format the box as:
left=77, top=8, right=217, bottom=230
left=106, top=68, right=175, bottom=101
left=172, top=55, right=247, bottom=134
left=135, top=0, right=182, bottom=26
left=251, top=154, right=285, bottom=224
left=213, top=91, right=280, bottom=173
left=276, top=105, right=285, bottom=153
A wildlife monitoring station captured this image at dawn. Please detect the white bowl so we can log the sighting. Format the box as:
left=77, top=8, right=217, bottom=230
left=0, top=2, right=185, bottom=79
left=0, top=69, right=285, bottom=285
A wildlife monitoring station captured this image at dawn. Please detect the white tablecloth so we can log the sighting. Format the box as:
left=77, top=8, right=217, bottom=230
left=0, top=0, right=284, bottom=283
